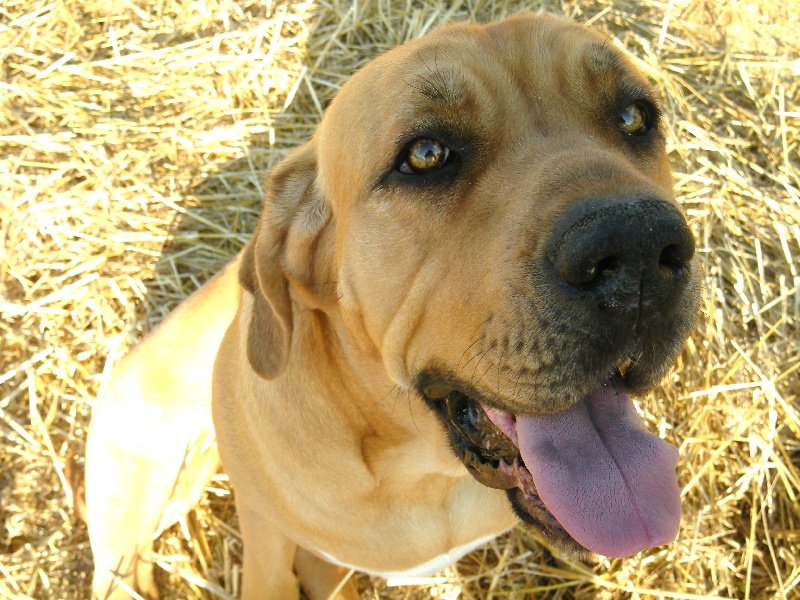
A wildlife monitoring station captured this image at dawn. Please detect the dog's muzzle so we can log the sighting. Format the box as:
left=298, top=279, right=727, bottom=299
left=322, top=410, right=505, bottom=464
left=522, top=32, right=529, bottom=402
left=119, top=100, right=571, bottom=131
left=419, top=194, right=697, bottom=560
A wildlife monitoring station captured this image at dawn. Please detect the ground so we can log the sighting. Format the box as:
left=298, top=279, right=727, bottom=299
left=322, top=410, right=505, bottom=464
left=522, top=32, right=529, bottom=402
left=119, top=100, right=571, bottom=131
left=1, top=0, right=799, bottom=598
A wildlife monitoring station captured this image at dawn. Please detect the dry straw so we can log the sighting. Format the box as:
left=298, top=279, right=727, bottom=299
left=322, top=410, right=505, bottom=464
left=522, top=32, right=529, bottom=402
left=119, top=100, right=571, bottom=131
left=1, top=0, right=798, bottom=598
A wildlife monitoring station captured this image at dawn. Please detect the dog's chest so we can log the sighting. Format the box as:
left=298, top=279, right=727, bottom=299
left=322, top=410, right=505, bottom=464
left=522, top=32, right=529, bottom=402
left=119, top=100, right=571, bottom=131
left=314, top=527, right=512, bottom=579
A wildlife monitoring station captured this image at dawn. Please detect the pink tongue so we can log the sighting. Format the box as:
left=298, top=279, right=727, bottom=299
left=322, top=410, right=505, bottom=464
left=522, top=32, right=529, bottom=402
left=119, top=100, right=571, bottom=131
left=515, top=380, right=681, bottom=557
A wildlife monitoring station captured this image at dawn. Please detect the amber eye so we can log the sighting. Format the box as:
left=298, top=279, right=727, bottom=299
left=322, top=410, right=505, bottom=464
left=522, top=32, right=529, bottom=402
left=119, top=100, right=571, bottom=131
left=619, top=103, right=651, bottom=135
left=399, top=139, right=450, bottom=174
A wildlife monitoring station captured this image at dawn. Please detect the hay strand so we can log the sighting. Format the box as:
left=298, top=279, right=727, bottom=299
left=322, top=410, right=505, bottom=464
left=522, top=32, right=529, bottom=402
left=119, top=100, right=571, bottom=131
left=1, top=0, right=798, bottom=598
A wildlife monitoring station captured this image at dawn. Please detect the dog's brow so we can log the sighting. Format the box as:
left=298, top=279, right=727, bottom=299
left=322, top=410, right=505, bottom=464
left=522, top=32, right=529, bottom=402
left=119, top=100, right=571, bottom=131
left=587, top=41, right=626, bottom=77
left=405, top=65, right=464, bottom=107
left=585, top=40, right=655, bottom=106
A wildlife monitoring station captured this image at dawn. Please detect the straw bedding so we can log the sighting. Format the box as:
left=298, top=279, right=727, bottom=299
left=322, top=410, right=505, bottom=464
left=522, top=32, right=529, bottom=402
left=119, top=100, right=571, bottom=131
left=1, top=0, right=798, bottom=598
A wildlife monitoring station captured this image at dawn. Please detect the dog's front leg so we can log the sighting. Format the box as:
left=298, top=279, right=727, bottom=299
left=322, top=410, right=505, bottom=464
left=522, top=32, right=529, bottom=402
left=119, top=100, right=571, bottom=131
left=236, top=503, right=300, bottom=599
left=294, top=548, right=360, bottom=600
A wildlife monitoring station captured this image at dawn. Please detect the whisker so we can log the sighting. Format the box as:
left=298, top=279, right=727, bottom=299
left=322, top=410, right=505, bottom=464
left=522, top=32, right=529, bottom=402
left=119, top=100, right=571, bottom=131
left=457, top=317, right=492, bottom=372
left=470, top=349, right=490, bottom=385
left=495, top=345, right=508, bottom=397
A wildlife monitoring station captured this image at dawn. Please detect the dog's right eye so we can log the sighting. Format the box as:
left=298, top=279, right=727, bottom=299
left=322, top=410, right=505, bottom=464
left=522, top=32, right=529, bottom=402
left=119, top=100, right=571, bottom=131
left=398, top=139, right=451, bottom=174
left=618, top=102, right=654, bottom=136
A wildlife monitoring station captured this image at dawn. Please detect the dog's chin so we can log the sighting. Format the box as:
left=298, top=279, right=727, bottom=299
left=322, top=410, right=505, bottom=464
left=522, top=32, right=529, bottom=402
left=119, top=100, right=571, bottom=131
left=420, top=364, right=648, bottom=564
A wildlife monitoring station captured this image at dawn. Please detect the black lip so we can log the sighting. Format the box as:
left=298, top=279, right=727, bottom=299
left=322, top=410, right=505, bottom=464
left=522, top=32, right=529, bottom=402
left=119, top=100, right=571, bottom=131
left=507, top=488, right=597, bottom=562
left=418, top=371, right=515, bottom=415
left=430, top=390, right=518, bottom=490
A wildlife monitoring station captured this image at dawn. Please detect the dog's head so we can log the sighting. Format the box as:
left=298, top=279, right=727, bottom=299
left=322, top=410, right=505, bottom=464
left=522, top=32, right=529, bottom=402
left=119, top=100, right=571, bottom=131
left=241, top=13, right=701, bottom=561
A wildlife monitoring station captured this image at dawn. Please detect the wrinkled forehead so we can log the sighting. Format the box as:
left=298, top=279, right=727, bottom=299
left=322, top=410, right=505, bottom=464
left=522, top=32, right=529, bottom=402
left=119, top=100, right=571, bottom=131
left=315, top=14, right=654, bottom=197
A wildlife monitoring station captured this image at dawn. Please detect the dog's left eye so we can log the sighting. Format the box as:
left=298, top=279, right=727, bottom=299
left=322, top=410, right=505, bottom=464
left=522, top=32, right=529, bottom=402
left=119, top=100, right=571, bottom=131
left=618, top=102, right=652, bottom=135
left=398, top=139, right=451, bottom=174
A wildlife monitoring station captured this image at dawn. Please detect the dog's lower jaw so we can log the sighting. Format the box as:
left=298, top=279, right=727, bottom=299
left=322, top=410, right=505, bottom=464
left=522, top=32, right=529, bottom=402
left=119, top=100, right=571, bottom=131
left=422, top=370, right=682, bottom=562
left=508, top=489, right=600, bottom=564
left=427, top=390, right=593, bottom=560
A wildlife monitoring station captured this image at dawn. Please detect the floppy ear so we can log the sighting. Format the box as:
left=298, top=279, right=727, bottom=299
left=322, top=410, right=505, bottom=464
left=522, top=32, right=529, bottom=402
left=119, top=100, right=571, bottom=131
left=239, top=141, right=330, bottom=379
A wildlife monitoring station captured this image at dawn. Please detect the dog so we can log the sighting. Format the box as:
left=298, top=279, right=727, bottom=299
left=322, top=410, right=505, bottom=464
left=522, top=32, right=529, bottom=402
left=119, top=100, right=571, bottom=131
left=85, top=12, right=701, bottom=599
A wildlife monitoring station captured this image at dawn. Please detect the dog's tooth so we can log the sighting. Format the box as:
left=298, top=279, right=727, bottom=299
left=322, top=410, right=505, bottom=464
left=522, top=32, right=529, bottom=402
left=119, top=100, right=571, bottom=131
left=465, top=448, right=478, bottom=463
left=618, top=358, right=633, bottom=377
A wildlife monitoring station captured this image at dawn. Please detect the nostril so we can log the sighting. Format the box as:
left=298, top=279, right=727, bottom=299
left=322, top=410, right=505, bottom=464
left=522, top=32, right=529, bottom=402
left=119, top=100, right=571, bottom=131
left=595, top=255, right=620, bottom=277
left=659, top=243, right=691, bottom=271
left=573, top=255, right=620, bottom=291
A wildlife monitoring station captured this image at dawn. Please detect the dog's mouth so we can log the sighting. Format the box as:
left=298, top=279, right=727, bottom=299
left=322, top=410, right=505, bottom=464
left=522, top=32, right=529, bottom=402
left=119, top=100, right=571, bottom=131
left=421, top=367, right=682, bottom=561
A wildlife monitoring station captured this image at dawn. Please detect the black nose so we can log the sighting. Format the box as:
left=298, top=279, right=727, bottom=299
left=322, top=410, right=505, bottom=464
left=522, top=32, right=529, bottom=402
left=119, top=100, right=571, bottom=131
left=548, top=197, right=695, bottom=324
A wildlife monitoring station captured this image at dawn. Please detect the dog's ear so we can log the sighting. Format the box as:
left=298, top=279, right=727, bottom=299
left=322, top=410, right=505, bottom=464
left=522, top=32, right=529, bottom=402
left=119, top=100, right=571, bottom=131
left=239, top=141, right=331, bottom=379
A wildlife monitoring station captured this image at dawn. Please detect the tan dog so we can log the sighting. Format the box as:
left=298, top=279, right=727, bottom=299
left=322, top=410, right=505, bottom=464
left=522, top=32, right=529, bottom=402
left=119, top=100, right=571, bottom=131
left=85, top=13, right=701, bottom=599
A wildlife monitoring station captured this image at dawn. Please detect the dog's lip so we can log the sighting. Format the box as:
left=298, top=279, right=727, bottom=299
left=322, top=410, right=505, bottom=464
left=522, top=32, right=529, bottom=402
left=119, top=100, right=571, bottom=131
left=420, top=361, right=657, bottom=560
left=421, top=358, right=635, bottom=416
left=420, top=380, right=597, bottom=557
